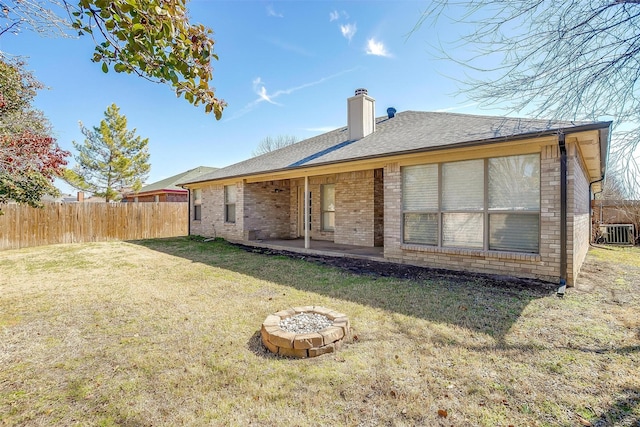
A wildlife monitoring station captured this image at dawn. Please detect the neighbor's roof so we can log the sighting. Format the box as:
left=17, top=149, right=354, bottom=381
left=182, top=111, right=610, bottom=185
left=138, top=166, right=217, bottom=193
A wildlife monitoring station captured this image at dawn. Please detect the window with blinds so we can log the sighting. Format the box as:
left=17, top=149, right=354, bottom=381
left=402, top=165, right=438, bottom=244
left=401, top=154, right=540, bottom=253
left=321, top=184, right=335, bottom=231
left=193, top=188, right=202, bottom=221
left=224, top=185, right=236, bottom=223
left=488, top=154, right=540, bottom=252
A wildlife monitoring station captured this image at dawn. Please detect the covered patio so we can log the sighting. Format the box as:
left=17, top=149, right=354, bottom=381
left=230, top=238, right=384, bottom=262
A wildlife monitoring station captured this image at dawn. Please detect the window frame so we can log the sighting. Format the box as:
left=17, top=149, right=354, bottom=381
left=224, top=185, right=236, bottom=224
left=401, top=154, right=540, bottom=253
left=402, top=164, right=440, bottom=245
left=321, top=184, right=335, bottom=232
left=193, top=188, right=202, bottom=221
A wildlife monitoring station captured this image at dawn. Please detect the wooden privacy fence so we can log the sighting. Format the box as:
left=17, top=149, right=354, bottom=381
left=0, top=202, right=188, bottom=250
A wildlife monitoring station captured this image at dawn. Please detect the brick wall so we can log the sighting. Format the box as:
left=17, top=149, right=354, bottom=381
left=191, top=142, right=595, bottom=286
left=383, top=162, right=402, bottom=258
left=570, top=146, right=592, bottom=284
left=374, top=169, right=384, bottom=247
left=190, top=182, right=244, bottom=240
left=539, top=144, right=562, bottom=282
left=243, top=180, right=291, bottom=240
left=335, top=170, right=377, bottom=246
left=383, top=149, right=567, bottom=284
left=288, top=171, right=381, bottom=246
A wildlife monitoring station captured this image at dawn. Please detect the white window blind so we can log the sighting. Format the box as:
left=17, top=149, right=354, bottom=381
left=489, top=214, right=539, bottom=252
left=443, top=213, right=484, bottom=248
left=442, top=160, right=484, bottom=210
left=402, top=165, right=438, bottom=211
left=193, top=189, right=202, bottom=221
left=321, top=184, right=335, bottom=231
left=489, top=154, right=540, bottom=211
left=404, top=213, right=438, bottom=245
left=224, top=185, right=236, bottom=223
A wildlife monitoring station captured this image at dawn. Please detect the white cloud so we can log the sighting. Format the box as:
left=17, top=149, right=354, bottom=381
left=252, top=78, right=280, bottom=105
left=340, top=23, right=357, bottom=42
left=266, top=5, right=283, bottom=18
left=365, top=38, right=391, bottom=57
left=329, top=10, right=349, bottom=22
left=226, top=69, right=358, bottom=122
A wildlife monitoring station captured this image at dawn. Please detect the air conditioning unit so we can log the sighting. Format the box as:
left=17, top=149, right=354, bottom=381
left=599, top=224, right=635, bottom=245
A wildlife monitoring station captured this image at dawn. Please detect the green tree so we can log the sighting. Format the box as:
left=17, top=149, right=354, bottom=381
left=0, top=58, right=69, bottom=210
left=252, top=135, right=299, bottom=157
left=416, top=0, right=640, bottom=196
left=64, top=104, right=150, bottom=202
left=1, top=0, right=226, bottom=118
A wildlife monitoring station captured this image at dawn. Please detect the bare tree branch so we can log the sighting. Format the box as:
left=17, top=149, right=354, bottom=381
left=414, top=0, right=640, bottom=197
left=252, top=135, right=299, bottom=157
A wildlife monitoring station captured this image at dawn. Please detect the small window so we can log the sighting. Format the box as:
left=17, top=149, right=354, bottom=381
left=193, top=188, right=202, bottom=221
left=225, top=185, right=236, bottom=223
left=321, top=184, right=335, bottom=231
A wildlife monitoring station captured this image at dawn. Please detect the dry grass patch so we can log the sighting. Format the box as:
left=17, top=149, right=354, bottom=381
left=1, top=238, right=639, bottom=426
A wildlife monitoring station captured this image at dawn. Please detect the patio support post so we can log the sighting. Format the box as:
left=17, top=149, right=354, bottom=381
left=304, top=175, right=310, bottom=249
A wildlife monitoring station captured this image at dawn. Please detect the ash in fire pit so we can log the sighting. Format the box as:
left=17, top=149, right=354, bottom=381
left=261, top=306, right=350, bottom=358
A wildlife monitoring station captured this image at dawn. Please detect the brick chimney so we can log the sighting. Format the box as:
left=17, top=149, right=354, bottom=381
left=347, top=88, right=375, bottom=140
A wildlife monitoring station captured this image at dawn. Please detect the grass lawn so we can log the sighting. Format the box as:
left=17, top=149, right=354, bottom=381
left=1, top=238, right=639, bottom=426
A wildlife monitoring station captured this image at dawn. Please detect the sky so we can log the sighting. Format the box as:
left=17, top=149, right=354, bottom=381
left=0, top=0, right=604, bottom=195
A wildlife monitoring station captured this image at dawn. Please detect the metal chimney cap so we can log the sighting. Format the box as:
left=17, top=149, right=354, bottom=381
left=387, top=107, right=396, bottom=118
left=354, top=88, right=368, bottom=96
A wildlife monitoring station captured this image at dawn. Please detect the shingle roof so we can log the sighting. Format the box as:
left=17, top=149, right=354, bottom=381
left=139, top=166, right=217, bottom=193
left=182, top=111, right=607, bottom=185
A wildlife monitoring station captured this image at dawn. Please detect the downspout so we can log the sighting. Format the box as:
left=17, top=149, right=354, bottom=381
left=557, top=133, right=568, bottom=297
left=589, top=176, right=605, bottom=247
left=187, top=187, right=191, bottom=237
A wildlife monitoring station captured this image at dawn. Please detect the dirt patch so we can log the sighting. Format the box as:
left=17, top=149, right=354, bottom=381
left=232, top=243, right=558, bottom=296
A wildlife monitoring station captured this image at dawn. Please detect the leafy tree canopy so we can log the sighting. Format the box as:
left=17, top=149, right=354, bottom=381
left=64, top=103, right=150, bottom=202
left=416, top=0, right=640, bottom=196
left=1, top=0, right=226, bottom=118
left=0, top=58, right=69, bottom=209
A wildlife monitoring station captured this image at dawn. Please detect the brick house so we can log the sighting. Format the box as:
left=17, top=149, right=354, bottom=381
left=180, top=89, right=611, bottom=287
left=123, top=166, right=217, bottom=203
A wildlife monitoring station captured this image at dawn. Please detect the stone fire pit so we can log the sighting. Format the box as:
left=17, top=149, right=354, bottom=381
left=261, top=306, right=350, bottom=358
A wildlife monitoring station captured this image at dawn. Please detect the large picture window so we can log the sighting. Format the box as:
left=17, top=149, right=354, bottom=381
left=321, top=184, right=335, bottom=231
left=224, top=185, right=236, bottom=223
left=402, top=154, right=540, bottom=253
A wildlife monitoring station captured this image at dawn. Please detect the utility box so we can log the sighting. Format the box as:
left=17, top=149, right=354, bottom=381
left=599, top=224, right=635, bottom=245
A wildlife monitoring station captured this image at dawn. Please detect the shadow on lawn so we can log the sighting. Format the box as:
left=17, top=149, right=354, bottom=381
left=132, top=237, right=557, bottom=342
left=592, top=388, right=640, bottom=427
